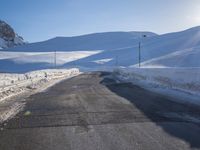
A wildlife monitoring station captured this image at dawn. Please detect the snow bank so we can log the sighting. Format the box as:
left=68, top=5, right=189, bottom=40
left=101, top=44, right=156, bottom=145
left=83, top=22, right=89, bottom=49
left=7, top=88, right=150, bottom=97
left=114, top=67, right=200, bottom=96
left=0, top=68, right=79, bottom=101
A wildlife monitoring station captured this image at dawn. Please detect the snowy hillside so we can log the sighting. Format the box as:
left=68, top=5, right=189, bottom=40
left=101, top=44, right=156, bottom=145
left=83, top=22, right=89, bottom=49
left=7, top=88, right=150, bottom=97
left=1, top=26, right=200, bottom=72
left=137, top=47, right=200, bottom=68
left=0, top=20, right=26, bottom=49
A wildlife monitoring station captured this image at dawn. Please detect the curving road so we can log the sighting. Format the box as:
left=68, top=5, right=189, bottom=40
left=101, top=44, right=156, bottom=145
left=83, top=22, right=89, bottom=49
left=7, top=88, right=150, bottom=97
left=0, top=72, right=200, bottom=150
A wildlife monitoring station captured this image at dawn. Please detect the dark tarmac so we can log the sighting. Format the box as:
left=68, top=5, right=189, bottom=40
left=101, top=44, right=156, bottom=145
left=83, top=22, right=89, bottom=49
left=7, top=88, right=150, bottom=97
left=0, top=72, right=200, bottom=150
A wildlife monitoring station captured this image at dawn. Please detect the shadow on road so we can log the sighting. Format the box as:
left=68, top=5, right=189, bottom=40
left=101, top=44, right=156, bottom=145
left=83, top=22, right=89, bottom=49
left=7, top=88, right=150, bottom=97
left=100, top=74, right=200, bottom=149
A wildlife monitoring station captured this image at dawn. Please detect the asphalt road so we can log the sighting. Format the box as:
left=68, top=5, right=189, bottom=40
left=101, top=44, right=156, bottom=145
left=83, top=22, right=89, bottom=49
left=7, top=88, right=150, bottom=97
left=0, top=72, right=200, bottom=150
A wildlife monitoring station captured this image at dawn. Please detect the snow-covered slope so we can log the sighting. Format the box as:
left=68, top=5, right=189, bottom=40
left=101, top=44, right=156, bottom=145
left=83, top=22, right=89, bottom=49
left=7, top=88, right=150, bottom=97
left=1, top=26, right=200, bottom=72
left=0, top=20, right=26, bottom=49
left=71, top=26, right=200, bottom=68
left=0, top=51, right=102, bottom=72
left=138, top=47, right=200, bottom=68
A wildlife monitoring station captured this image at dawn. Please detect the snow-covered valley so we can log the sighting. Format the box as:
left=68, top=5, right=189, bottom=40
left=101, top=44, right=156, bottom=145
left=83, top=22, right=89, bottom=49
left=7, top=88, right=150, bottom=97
left=1, top=26, right=200, bottom=73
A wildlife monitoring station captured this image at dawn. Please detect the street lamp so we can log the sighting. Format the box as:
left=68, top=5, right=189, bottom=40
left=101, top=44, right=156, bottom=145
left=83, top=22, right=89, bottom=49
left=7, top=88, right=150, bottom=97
left=138, top=35, right=147, bottom=68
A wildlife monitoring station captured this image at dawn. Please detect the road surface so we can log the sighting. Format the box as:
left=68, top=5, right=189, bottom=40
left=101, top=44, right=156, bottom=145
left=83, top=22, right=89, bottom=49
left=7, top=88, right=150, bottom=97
left=0, top=72, right=200, bottom=150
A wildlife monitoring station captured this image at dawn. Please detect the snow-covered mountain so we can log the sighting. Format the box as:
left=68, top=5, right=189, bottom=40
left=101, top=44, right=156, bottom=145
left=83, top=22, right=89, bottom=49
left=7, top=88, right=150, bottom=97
left=0, top=26, right=200, bottom=72
left=0, top=20, right=26, bottom=49
left=4, top=31, right=157, bottom=52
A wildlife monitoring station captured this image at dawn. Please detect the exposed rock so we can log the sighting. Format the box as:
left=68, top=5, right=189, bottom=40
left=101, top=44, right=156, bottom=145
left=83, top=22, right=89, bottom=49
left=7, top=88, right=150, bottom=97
left=0, top=20, right=26, bottom=49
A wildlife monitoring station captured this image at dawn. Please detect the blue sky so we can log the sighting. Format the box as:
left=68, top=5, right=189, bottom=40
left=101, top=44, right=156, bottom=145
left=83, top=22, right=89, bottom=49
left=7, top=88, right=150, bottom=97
left=1, top=0, right=200, bottom=42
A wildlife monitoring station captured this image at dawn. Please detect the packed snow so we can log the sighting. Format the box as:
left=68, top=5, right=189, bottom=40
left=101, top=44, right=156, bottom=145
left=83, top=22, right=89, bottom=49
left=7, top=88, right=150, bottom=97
left=114, top=67, right=200, bottom=105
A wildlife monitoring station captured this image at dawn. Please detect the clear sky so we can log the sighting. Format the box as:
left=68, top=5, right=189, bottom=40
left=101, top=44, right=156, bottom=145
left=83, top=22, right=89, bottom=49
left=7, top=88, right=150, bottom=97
left=1, top=0, right=200, bottom=42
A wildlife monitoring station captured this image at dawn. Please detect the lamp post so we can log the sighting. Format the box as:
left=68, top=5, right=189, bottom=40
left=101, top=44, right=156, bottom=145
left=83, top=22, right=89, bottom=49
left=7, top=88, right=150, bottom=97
left=138, top=35, right=146, bottom=68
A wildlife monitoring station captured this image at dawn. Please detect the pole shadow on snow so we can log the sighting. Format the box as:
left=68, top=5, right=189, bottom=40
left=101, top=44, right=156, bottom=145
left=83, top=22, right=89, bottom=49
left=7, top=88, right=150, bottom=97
left=99, top=73, right=200, bottom=148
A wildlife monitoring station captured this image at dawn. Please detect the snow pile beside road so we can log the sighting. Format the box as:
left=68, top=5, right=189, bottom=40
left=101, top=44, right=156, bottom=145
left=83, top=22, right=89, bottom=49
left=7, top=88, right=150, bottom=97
left=0, top=68, right=79, bottom=101
left=114, top=67, right=200, bottom=96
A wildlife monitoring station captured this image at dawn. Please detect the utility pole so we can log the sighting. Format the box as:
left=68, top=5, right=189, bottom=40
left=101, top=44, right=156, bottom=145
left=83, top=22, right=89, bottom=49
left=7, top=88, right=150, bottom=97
left=138, top=41, right=141, bottom=68
left=54, top=50, right=57, bottom=69
left=138, top=35, right=146, bottom=68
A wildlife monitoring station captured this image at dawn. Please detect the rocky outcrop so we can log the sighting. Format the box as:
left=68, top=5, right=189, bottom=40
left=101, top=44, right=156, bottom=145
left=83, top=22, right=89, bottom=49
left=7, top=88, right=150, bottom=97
left=0, top=20, right=26, bottom=49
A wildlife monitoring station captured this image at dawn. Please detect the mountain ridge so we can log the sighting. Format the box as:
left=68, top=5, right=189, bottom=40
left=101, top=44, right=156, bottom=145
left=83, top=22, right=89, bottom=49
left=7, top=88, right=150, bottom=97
left=3, top=31, right=157, bottom=52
